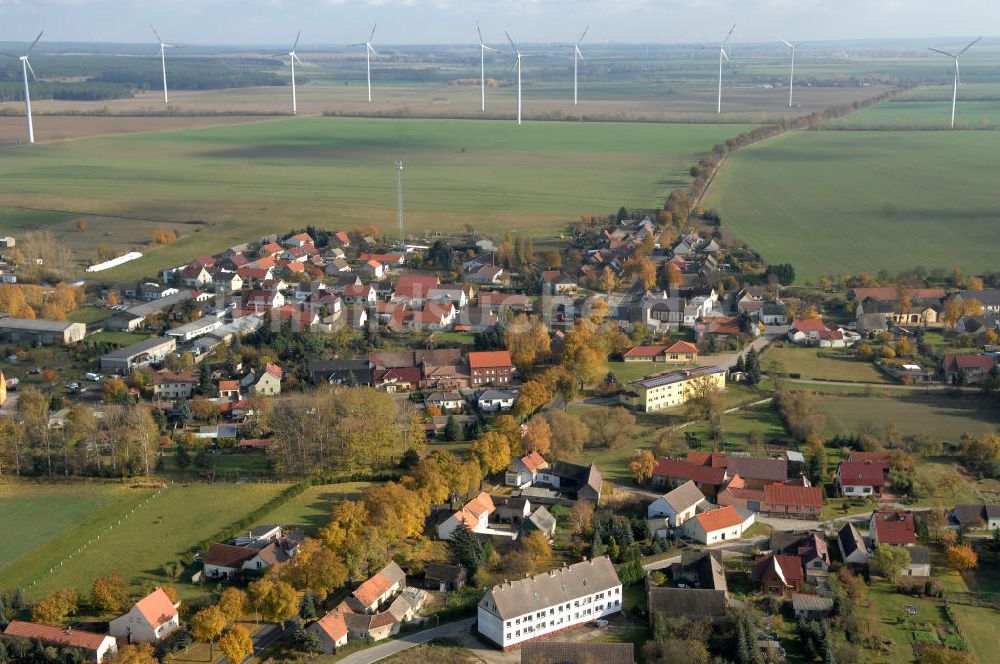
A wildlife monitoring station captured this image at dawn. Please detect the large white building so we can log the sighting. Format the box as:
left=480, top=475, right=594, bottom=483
left=477, top=557, right=622, bottom=650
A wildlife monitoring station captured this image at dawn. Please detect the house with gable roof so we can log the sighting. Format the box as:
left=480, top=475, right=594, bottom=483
left=870, top=510, right=916, bottom=548
left=683, top=506, right=755, bottom=544
left=308, top=605, right=350, bottom=653
left=506, top=452, right=550, bottom=488
left=109, top=587, right=180, bottom=643
left=646, top=480, right=706, bottom=527
left=437, top=492, right=497, bottom=540
left=837, top=460, right=888, bottom=497
left=760, top=484, right=824, bottom=519
left=349, top=561, right=407, bottom=614
left=3, top=622, right=118, bottom=663
left=753, top=554, right=805, bottom=596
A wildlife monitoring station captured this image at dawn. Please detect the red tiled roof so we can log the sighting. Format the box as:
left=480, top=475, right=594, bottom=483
left=374, top=367, right=422, bottom=384
left=838, top=461, right=887, bottom=487
left=394, top=274, right=440, bottom=298
left=468, top=350, right=512, bottom=369
left=352, top=573, right=394, bottom=608
left=755, top=554, right=804, bottom=584
left=521, top=451, right=549, bottom=474
left=944, top=354, right=996, bottom=371
left=203, top=543, right=258, bottom=568
left=134, top=588, right=178, bottom=629
left=653, top=458, right=727, bottom=486
left=218, top=380, right=240, bottom=392
left=153, top=370, right=196, bottom=385
left=343, top=283, right=373, bottom=298
left=764, top=483, right=824, bottom=509
left=239, top=438, right=270, bottom=449
left=665, top=341, right=699, bottom=354
left=314, top=605, right=351, bottom=642
left=692, top=506, right=743, bottom=532
left=791, top=318, right=827, bottom=332
left=3, top=621, right=111, bottom=651
left=687, top=451, right=728, bottom=468
left=265, top=363, right=282, bottom=379
left=261, top=242, right=283, bottom=255
left=334, top=231, right=350, bottom=245
left=872, top=510, right=916, bottom=545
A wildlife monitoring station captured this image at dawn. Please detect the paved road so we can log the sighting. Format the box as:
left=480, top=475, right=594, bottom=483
left=336, top=617, right=476, bottom=664
left=702, top=326, right=786, bottom=371
left=216, top=622, right=284, bottom=664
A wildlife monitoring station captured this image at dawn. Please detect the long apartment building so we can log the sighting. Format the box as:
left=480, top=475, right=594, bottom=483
left=477, top=556, right=622, bottom=650
left=622, top=365, right=726, bottom=413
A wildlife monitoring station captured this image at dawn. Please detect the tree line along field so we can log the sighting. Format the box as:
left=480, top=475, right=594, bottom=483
left=701, top=128, right=1000, bottom=282
left=0, top=117, right=749, bottom=281
left=822, top=84, right=1000, bottom=129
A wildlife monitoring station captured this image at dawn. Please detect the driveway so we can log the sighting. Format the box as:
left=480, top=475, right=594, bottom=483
left=700, top=326, right=785, bottom=371
left=336, top=617, right=476, bottom=664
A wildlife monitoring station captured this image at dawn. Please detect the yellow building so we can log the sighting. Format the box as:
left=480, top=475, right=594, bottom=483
left=0, top=369, right=6, bottom=406
left=622, top=365, right=726, bottom=413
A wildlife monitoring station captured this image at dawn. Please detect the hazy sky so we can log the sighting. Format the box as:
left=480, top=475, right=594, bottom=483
left=0, top=0, right=994, bottom=47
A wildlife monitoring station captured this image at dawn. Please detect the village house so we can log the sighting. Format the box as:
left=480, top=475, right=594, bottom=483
left=646, top=480, right=706, bottom=527
left=506, top=451, right=550, bottom=488
left=243, top=363, right=282, bottom=396
left=477, top=388, right=517, bottom=412
left=541, top=271, right=578, bottom=296
left=151, top=370, right=197, bottom=400
left=771, top=531, right=831, bottom=573
left=109, top=587, right=180, bottom=644
left=958, top=289, right=1000, bottom=314
left=870, top=510, right=916, bottom=548
left=941, top=353, right=997, bottom=384
left=349, top=561, right=407, bottom=614
left=837, top=523, right=870, bottom=566
left=759, top=484, right=824, bottom=519
left=950, top=504, right=1000, bottom=530
left=179, top=264, right=213, bottom=288
left=426, top=391, right=465, bottom=412
left=510, top=460, right=603, bottom=503
left=342, top=281, right=377, bottom=306
left=726, top=456, right=790, bottom=490
left=3, top=622, right=118, bottom=663
left=837, top=460, right=888, bottom=497
left=308, top=606, right=350, bottom=654
left=522, top=506, right=558, bottom=540
left=469, top=265, right=504, bottom=285
left=622, top=365, right=726, bottom=413
left=622, top=341, right=699, bottom=364
left=682, top=506, right=755, bottom=545
left=100, top=336, right=177, bottom=373
left=753, top=554, right=804, bottom=596
left=476, top=556, right=622, bottom=650
left=792, top=593, right=835, bottom=620
left=437, top=492, right=496, bottom=540
left=218, top=379, right=241, bottom=400
left=373, top=366, right=422, bottom=393
left=786, top=318, right=857, bottom=347
left=651, top=458, right=727, bottom=497
left=648, top=586, right=727, bottom=625
left=468, top=350, right=514, bottom=386
left=423, top=563, right=467, bottom=592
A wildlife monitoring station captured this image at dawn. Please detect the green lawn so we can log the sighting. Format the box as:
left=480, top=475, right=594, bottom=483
left=763, top=346, right=890, bottom=383
left=430, top=331, right=477, bottom=347
left=1, top=482, right=289, bottom=600
left=868, top=582, right=961, bottom=664
left=86, top=330, right=153, bottom=347
left=815, top=393, right=1000, bottom=442
left=0, top=117, right=750, bottom=282
left=702, top=129, right=1000, bottom=282
left=250, top=482, right=375, bottom=535
left=949, top=603, right=1000, bottom=664
left=824, top=85, right=1000, bottom=129
left=67, top=306, right=113, bottom=324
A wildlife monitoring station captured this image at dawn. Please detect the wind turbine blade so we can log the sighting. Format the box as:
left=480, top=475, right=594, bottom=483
left=505, top=31, right=518, bottom=53
left=958, top=36, right=981, bottom=56
left=0, top=52, right=19, bottom=59
left=724, top=24, right=735, bottom=44
left=478, top=21, right=484, bottom=45
left=578, top=26, right=590, bottom=44
left=150, top=25, right=164, bottom=44
left=484, top=45, right=500, bottom=53
left=369, top=44, right=378, bottom=56
left=576, top=46, right=585, bottom=60
left=294, top=53, right=304, bottom=65
left=369, top=23, right=377, bottom=43
left=780, top=39, right=794, bottom=49
left=26, top=31, right=43, bottom=56
left=927, top=47, right=955, bottom=57
left=292, top=30, right=301, bottom=51
left=720, top=48, right=729, bottom=62
left=955, top=60, right=961, bottom=85
left=25, top=59, right=38, bottom=81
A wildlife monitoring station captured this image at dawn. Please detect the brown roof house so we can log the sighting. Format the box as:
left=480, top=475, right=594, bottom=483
left=3, top=621, right=118, bottom=663
left=307, top=604, right=350, bottom=653
left=648, top=586, right=727, bottom=623
left=349, top=561, right=407, bottom=614
left=753, top=554, right=805, bottom=596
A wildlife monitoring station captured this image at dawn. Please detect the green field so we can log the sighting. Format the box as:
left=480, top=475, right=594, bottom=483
left=0, top=117, right=749, bottom=282
left=824, top=84, right=1000, bottom=129
left=0, top=482, right=289, bottom=600
left=816, top=393, right=1000, bottom=441
left=764, top=346, right=890, bottom=383
left=250, top=481, right=374, bottom=534
left=703, top=129, right=1000, bottom=282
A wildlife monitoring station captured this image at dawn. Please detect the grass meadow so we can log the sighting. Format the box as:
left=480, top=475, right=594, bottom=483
left=0, top=117, right=748, bottom=281
left=702, top=129, right=1000, bottom=282
left=814, top=393, right=1000, bottom=442
left=0, top=482, right=290, bottom=600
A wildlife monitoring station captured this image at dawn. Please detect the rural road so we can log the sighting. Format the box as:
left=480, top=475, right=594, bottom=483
left=336, top=617, right=476, bottom=664
left=215, top=621, right=285, bottom=664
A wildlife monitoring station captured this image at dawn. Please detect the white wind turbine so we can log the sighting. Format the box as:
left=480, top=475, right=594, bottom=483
left=573, top=26, right=589, bottom=106
left=1, top=31, right=43, bottom=144
left=286, top=31, right=304, bottom=116
left=350, top=24, right=378, bottom=103
left=717, top=24, right=735, bottom=114
left=928, top=37, right=981, bottom=128
left=477, top=22, right=500, bottom=112
left=150, top=25, right=173, bottom=104
left=780, top=39, right=803, bottom=108
left=506, top=31, right=527, bottom=125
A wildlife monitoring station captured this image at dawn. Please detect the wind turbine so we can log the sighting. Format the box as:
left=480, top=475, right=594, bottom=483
left=150, top=25, right=173, bottom=104
left=780, top=40, right=802, bottom=108
left=286, top=31, right=303, bottom=116
left=1, top=31, right=43, bottom=144
left=506, top=31, right=526, bottom=125
left=350, top=24, right=378, bottom=103
left=573, top=26, right=589, bottom=106
left=928, top=37, right=981, bottom=128
left=477, top=22, right=500, bottom=113
left=717, top=24, right=735, bottom=114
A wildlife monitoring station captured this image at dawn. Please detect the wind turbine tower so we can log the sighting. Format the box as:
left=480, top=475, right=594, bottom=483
left=506, top=32, right=525, bottom=125
left=717, top=24, right=735, bottom=114
left=477, top=22, right=500, bottom=112
left=351, top=25, right=379, bottom=103
left=287, top=31, right=303, bottom=116
left=928, top=37, right=981, bottom=128
left=574, top=27, right=589, bottom=106
left=150, top=25, right=173, bottom=104
left=1, top=31, right=43, bottom=144
left=780, top=40, right=802, bottom=108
